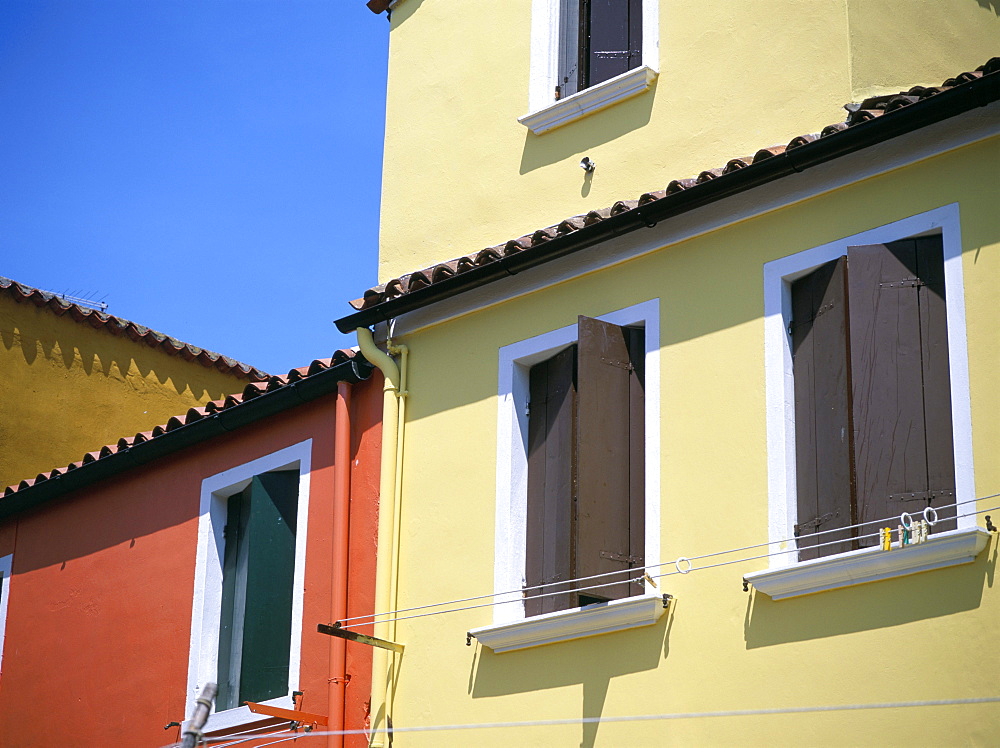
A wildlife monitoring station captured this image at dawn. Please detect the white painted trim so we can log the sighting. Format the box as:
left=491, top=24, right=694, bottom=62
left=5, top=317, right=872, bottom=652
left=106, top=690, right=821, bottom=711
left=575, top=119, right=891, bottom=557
left=494, top=299, right=660, bottom=625
left=388, top=104, right=998, bottom=340
left=762, top=205, right=975, bottom=569
left=745, top=527, right=991, bottom=600
left=520, top=66, right=658, bottom=135
left=525, top=0, right=659, bottom=132
left=471, top=593, right=667, bottom=653
left=0, top=554, right=12, bottom=678
left=185, top=440, right=313, bottom=725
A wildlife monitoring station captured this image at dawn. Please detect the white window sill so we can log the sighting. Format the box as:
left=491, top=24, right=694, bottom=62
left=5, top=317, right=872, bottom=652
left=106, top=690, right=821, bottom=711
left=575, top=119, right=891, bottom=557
left=470, top=593, right=668, bottom=653
left=196, top=695, right=294, bottom=733
left=518, top=65, right=658, bottom=135
left=744, top=527, right=991, bottom=601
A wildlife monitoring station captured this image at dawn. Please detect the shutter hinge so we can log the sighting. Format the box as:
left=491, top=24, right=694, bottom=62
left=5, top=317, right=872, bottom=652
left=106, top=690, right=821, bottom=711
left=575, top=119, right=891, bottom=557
left=594, top=50, right=631, bottom=59
left=794, top=511, right=836, bottom=535
left=889, top=489, right=955, bottom=502
left=600, top=357, right=634, bottom=371
left=880, top=278, right=925, bottom=289
left=600, top=551, right=644, bottom=564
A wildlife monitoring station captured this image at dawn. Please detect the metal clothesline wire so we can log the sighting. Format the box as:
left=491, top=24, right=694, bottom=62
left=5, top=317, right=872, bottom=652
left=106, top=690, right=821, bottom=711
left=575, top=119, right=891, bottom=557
left=333, top=493, right=998, bottom=628
left=199, top=696, right=1000, bottom=747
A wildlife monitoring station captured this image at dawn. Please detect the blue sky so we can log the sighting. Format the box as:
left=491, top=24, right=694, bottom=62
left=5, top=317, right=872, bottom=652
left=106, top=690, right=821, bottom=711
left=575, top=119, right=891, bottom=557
left=1, top=0, right=388, bottom=375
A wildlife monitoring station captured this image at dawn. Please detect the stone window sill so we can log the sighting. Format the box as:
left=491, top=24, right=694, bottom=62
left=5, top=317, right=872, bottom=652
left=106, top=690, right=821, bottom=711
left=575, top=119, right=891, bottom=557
left=518, top=66, right=658, bottom=135
left=470, top=593, right=668, bottom=653
left=744, top=527, right=991, bottom=601
left=197, top=695, right=293, bottom=733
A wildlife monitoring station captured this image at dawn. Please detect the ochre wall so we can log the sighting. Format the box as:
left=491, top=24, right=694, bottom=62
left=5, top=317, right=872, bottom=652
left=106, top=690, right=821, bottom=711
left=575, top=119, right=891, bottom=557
left=376, top=0, right=1000, bottom=282
left=0, top=294, right=261, bottom=489
left=0, top=375, right=382, bottom=748
left=374, top=135, right=1000, bottom=745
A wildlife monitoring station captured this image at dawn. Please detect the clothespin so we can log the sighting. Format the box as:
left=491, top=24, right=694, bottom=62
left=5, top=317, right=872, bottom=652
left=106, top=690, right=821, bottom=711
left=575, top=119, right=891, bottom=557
left=881, top=527, right=891, bottom=551
left=920, top=520, right=930, bottom=543
left=643, top=571, right=658, bottom=589
left=898, top=524, right=905, bottom=547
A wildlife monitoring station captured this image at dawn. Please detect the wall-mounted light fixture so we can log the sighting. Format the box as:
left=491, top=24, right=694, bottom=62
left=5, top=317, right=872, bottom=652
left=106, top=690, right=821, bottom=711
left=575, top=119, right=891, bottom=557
left=579, top=157, right=596, bottom=172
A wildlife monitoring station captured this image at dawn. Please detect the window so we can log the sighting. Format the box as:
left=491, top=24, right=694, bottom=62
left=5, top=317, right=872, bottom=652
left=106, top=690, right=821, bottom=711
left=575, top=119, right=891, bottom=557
left=0, top=554, right=11, bottom=678
left=555, top=0, right=643, bottom=101
left=524, top=316, right=645, bottom=615
left=216, top=471, right=298, bottom=711
left=521, top=0, right=658, bottom=134
left=186, top=441, right=312, bottom=731
left=790, top=237, right=956, bottom=560
left=762, top=206, right=977, bottom=580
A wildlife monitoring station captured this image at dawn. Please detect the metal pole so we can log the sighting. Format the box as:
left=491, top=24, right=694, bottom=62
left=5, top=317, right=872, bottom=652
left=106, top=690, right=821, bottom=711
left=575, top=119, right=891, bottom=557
left=181, top=683, right=218, bottom=748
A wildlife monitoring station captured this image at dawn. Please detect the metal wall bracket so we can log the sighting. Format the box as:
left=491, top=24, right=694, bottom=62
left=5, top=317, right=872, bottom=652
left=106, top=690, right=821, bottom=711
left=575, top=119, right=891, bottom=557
left=318, top=623, right=405, bottom=654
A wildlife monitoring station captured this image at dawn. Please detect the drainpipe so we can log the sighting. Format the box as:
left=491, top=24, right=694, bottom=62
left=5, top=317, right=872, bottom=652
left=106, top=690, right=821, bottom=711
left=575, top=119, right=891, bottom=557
left=355, top=327, right=405, bottom=748
left=328, top=381, right=352, bottom=748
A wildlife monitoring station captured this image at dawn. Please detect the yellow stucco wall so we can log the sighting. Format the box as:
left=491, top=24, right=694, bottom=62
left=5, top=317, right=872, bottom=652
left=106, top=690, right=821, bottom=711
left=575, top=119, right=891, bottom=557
left=377, top=0, right=999, bottom=283
left=378, top=135, right=1000, bottom=745
left=0, top=297, right=259, bottom=489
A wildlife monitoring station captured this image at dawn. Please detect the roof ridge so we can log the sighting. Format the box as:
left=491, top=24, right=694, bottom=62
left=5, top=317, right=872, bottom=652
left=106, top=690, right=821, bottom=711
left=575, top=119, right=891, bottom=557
left=0, top=275, right=269, bottom=381
left=347, top=56, right=1000, bottom=314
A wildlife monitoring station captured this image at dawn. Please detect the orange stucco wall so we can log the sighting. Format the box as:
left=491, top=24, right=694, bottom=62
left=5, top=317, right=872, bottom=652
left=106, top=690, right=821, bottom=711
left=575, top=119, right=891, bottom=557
left=0, top=373, right=382, bottom=747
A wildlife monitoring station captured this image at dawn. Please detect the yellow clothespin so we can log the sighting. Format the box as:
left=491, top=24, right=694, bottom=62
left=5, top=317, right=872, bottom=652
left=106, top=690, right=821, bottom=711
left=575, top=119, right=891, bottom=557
left=881, top=527, right=892, bottom=551
left=643, top=572, right=658, bottom=589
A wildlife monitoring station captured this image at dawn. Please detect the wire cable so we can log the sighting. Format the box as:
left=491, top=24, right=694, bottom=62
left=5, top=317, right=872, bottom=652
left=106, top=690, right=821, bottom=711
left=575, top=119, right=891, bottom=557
left=187, top=695, right=1000, bottom=745
left=331, top=494, right=999, bottom=629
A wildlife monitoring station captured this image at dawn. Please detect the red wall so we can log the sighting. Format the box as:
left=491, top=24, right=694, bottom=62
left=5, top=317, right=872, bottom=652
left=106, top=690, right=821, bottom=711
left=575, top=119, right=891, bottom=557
left=0, top=374, right=382, bottom=747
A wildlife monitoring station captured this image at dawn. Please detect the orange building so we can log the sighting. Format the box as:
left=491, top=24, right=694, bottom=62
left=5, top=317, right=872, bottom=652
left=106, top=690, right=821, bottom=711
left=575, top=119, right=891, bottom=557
left=0, top=350, right=382, bottom=747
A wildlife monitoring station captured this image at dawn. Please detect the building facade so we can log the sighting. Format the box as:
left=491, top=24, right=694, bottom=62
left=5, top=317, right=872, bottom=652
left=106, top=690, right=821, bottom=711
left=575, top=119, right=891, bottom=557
left=339, top=1, right=1000, bottom=745
left=1, top=276, right=268, bottom=490
left=0, top=351, right=382, bottom=747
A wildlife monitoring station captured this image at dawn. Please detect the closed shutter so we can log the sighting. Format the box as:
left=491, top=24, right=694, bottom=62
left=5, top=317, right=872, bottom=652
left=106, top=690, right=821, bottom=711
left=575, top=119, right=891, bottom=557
left=790, top=257, right=855, bottom=560
left=582, top=0, right=642, bottom=89
left=575, top=316, right=643, bottom=601
left=525, top=346, right=578, bottom=615
left=217, top=470, right=299, bottom=708
left=848, top=238, right=956, bottom=535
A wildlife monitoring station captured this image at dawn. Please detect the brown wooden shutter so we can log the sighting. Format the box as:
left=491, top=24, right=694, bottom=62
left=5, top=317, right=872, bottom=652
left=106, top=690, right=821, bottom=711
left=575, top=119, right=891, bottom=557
left=575, top=316, right=643, bottom=601
left=525, top=346, right=578, bottom=615
left=847, top=238, right=956, bottom=535
left=790, top=257, right=855, bottom=560
left=583, top=0, right=642, bottom=89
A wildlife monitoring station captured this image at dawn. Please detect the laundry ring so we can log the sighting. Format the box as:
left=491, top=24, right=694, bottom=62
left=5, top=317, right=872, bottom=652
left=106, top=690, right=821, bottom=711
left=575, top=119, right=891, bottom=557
left=675, top=556, right=693, bottom=574
left=924, top=505, right=939, bottom=527
left=900, top=512, right=914, bottom=530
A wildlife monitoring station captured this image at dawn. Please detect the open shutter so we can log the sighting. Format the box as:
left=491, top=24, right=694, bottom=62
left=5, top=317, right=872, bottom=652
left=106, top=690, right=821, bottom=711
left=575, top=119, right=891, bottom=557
left=583, top=0, right=642, bottom=89
left=575, top=316, right=643, bottom=601
left=239, top=470, right=298, bottom=704
left=791, top=258, right=855, bottom=560
left=848, top=238, right=956, bottom=534
left=525, top=346, right=577, bottom=615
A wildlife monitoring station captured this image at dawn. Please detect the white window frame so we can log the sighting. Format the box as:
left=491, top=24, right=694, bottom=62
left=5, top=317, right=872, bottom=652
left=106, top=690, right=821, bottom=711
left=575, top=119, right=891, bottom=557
left=185, top=440, right=312, bottom=732
left=520, top=0, right=659, bottom=134
left=490, top=299, right=661, bottom=636
left=761, top=205, right=977, bottom=575
left=0, top=553, right=12, bottom=678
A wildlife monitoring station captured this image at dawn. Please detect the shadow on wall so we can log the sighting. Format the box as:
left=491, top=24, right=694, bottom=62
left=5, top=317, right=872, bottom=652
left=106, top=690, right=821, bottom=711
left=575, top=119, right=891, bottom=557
left=519, top=83, right=657, bottom=176
left=744, top=538, right=998, bottom=649
left=469, top=606, right=674, bottom=748
left=0, top=317, right=231, bottom=401
left=974, top=0, right=999, bottom=15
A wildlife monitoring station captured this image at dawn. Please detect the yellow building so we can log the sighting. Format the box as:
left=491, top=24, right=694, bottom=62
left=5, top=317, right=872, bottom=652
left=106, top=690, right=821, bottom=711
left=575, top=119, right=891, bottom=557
left=1, top=277, right=267, bottom=490
left=340, top=2, right=999, bottom=745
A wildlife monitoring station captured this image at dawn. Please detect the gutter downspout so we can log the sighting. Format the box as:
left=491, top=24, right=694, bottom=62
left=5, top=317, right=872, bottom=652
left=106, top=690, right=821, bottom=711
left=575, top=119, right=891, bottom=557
left=329, top=381, right=353, bottom=748
left=355, top=327, right=405, bottom=748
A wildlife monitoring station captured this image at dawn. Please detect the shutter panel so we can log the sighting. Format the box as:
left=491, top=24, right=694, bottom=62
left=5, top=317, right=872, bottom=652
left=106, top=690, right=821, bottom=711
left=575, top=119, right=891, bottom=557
left=791, top=258, right=855, bottom=560
left=575, top=316, right=641, bottom=601
left=238, top=471, right=299, bottom=704
left=585, top=0, right=636, bottom=88
left=525, top=346, right=577, bottom=615
left=914, top=236, right=956, bottom=531
left=216, top=487, right=247, bottom=711
left=848, top=239, right=956, bottom=535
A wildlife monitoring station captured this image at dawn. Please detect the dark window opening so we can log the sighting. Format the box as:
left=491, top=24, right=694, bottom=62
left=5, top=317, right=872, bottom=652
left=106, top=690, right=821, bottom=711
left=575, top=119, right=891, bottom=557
left=217, top=470, right=299, bottom=711
left=791, top=236, right=956, bottom=561
left=558, top=0, right=642, bottom=99
left=524, top=316, right=645, bottom=616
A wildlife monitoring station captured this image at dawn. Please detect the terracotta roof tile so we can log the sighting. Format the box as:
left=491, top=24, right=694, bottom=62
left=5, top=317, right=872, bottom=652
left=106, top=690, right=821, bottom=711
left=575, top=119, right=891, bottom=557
left=0, top=276, right=268, bottom=381
left=4, top=349, right=366, bottom=499
left=347, top=58, right=999, bottom=315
